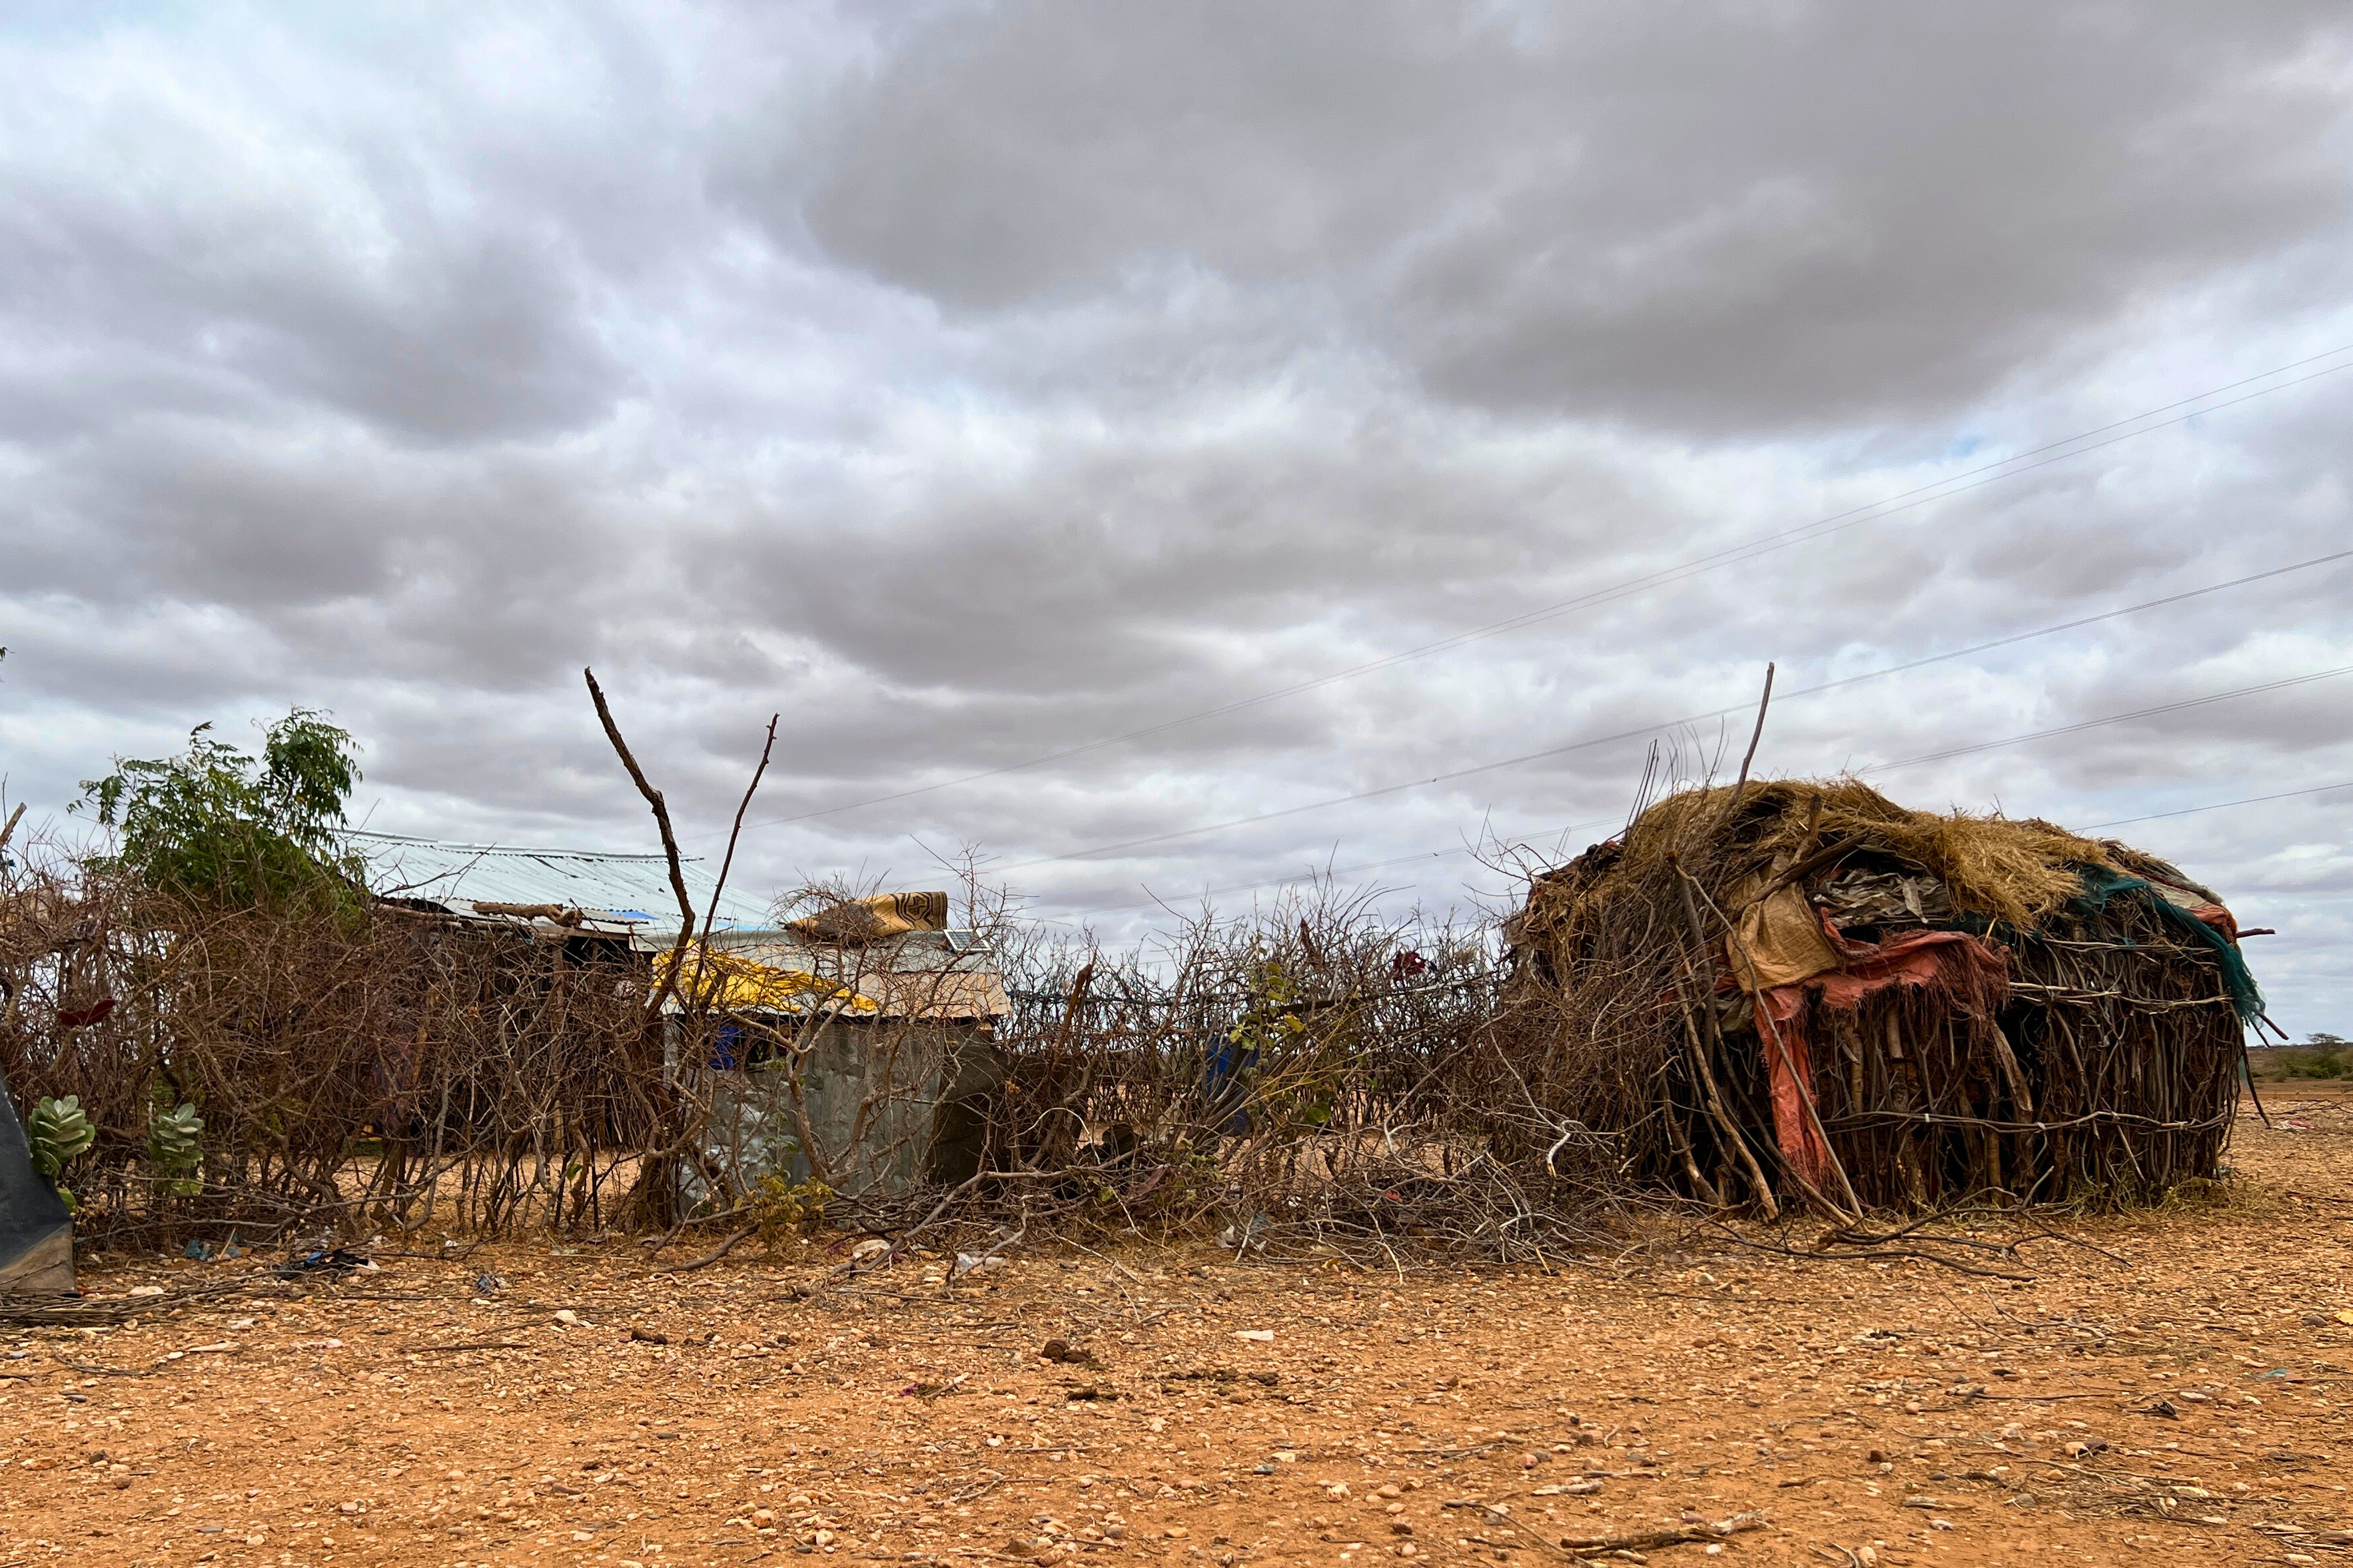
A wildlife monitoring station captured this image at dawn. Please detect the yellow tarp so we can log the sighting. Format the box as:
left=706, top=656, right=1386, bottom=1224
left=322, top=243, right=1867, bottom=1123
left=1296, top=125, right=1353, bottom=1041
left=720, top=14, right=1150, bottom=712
left=656, top=943, right=878, bottom=1015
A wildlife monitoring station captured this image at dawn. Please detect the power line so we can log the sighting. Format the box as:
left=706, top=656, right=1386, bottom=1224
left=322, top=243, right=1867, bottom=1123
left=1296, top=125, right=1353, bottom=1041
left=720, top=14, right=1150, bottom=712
left=1056, top=777, right=2353, bottom=922
left=720, top=345, right=2353, bottom=839
left=1791, top=550, right=2350, bottom=700
left=1063, top=816, right=1626, bottom=919
left=1069, top=844, right=1488, bottom=921
left=1861, top=666, right=2353, bottom=774
left=997, top=552, right=2353, bottom=871
left=2079, top=781, right=2353, bottom=831
left=1019, top=654, right=2353, bottom=870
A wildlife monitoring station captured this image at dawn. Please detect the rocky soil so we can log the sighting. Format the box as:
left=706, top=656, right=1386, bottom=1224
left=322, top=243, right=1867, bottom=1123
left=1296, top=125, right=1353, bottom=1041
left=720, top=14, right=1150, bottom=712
left=7, top=1092, right=2351, bottom=1568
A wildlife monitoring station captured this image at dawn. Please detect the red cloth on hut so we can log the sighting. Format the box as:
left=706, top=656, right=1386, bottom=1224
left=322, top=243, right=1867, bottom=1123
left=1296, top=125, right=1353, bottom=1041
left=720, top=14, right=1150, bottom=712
left=1751, top=915, right=2010, bottom=1191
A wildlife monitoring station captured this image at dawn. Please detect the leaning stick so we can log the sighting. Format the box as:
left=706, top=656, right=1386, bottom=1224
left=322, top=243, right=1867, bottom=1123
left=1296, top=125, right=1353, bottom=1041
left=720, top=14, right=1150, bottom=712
left=688, top=712, right=781, bottom=1004
left=1663, top=869, right=1778, bottom=1222
left=584, top=667, right=698, bottom=1022
left=1707, top=662, right=1775, bottom=837
left=1671, top=980, right=1775, bottom=1218
left=1659, top=1082, right=1723, bottom=1206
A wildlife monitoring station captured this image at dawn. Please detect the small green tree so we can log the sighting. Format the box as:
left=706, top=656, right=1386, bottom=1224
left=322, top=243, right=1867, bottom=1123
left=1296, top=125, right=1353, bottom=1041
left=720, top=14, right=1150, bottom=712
left=77, top=709, right=364, bottom=913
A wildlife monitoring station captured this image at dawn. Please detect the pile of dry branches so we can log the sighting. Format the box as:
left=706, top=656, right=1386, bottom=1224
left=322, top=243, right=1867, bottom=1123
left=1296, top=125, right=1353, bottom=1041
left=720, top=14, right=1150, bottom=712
left=1, top=846, right=1636, bottom=1266
left=925, top=889, right=1633, bottom=1266
left=0, top=852, right=673, bottom=1249
left=1, top=656, right=1642, bottom=1266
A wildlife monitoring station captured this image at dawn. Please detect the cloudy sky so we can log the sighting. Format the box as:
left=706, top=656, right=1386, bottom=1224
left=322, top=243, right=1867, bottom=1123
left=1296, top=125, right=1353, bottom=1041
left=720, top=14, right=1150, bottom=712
left=1, top=2, right=2348, bottom=1029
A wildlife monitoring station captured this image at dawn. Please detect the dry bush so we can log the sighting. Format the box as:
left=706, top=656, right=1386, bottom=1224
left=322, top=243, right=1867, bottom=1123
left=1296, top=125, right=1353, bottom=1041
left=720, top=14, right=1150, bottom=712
left=2, top=843, right=1649, bottom=1266
left=0, top=835, right=674, bottom=1250
left=951, top=885, right=1632, bottom=1266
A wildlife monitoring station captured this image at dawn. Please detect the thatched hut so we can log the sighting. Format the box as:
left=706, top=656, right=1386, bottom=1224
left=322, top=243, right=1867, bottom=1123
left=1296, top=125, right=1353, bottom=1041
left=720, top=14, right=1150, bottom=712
left=1503, top=779, right=2261, bottom=1214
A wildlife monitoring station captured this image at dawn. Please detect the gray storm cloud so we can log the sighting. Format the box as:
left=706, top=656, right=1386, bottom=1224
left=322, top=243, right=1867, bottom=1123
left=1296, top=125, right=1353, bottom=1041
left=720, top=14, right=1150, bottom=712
left=0, top=1, right=2348, bottom=1028
left=801, top=3, right=2353, bottom=427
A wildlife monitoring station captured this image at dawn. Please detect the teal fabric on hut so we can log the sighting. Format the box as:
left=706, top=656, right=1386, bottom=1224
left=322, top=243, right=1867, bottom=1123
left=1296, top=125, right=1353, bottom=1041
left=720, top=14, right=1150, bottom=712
left=2073, top=865, right=2264, bottom=1022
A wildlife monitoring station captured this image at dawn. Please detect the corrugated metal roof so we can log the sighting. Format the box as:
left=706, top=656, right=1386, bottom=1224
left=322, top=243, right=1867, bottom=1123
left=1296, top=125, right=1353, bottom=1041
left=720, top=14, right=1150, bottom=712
left=348, top=831, right=772, bottom=940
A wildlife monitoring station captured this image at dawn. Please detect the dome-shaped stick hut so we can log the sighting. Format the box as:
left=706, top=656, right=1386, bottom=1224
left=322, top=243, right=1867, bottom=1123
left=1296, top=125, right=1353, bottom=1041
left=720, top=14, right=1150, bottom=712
left=1502, top=779, right=2261, bottom=1214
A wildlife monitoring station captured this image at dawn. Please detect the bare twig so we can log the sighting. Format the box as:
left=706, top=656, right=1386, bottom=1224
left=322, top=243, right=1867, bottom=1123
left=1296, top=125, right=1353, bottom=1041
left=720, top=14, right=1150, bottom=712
left=1558, top=1511, right=1767, bottom=1553
left=584, top=665, right=698, bottom=1020
left=1705, top=662, right=1775, bottom=837
left=690, top=711, right=781, bottom=982
left=660, top=1225, right=760, bottom=1274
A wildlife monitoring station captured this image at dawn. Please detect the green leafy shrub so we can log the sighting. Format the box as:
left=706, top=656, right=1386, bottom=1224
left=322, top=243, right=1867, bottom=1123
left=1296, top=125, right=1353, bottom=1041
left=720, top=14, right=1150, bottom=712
left=750, top=1173, right=831, bottom=1256
left=2277, top=1032, right=2353, bottom=1079
left=77, top=709, right=363, bottom=913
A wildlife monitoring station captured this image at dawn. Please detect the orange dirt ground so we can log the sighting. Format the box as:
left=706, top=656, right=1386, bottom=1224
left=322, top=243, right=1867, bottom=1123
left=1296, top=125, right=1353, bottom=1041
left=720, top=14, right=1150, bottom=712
left=7, top=1092, right=2352, bottom=1568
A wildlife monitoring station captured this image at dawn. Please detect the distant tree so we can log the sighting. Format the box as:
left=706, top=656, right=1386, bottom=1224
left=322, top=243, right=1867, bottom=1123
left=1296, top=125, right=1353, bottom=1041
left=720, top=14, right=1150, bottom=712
left=2279, top=1032, right=2352, bottom=1080
left=77, top=709, right=365, bottom=913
